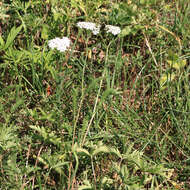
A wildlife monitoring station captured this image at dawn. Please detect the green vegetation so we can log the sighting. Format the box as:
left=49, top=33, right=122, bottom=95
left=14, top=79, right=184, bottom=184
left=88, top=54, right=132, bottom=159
left=0, top=0, right=190, bottom=189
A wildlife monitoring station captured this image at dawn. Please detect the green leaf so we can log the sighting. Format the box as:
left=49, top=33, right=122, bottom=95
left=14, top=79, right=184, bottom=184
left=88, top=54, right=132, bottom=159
left=10, top=98, right=24, bottom=113
left=0, top=35, right=5, bottom=48
left=78, top=185, right=92, bottom=190
left=140, top=0, right=146, bottom=4
left=41, top=24, right=49, bottom=39
left=53, top=11, right=62, bottom=22
left=120, top=165, right=129, bottom=178
left=101, top=176, right=113, bottom=186
left=0, top=125, right=18, bottom=150
left=120, top=26, right=132, bottom=37
left=167, top=50, right=179, bottom=61
left=167, top=59, right=187, bottom=70
left=109, top=147, right=122, bottom=158
left=73, top=143, right=91, bottom=157
left=92, top=145, right=110, bottom=156
left=160, top=73, right=175, bottom=90
left=78, top=179, right=92, bottom=190
left=4, top=25, right=22, bottom=50
left=29, top=125, right=62, bottom=147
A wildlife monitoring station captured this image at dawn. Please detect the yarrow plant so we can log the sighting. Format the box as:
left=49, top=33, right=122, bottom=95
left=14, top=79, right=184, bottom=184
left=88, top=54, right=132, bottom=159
left=77, top=21, right=121, bottom=36
left=105, top=25, right=121, bottom=35
left=48, top=37, right=71, bottom=52
left=77, top=21, right=100, bottom=35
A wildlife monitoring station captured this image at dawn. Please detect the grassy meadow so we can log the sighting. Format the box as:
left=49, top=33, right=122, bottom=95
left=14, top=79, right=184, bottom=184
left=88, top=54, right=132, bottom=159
left=0, top=0, right=190, bottom=189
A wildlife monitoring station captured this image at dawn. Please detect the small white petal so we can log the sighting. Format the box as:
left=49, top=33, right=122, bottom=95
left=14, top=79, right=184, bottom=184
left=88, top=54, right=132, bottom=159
left=105, top=25, right=121, bottom=35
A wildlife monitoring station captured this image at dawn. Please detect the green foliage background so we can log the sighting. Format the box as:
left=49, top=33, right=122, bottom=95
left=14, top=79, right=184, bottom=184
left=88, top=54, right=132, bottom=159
left=0, top=0, right=190, bottom=189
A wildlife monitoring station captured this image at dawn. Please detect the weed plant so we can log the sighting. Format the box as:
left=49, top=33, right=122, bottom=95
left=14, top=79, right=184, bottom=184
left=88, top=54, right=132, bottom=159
left=0, top=0, right=190, bottom=189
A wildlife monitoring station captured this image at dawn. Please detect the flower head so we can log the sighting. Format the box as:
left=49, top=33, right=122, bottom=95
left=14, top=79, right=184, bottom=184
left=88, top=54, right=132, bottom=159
left=105, top=25, right=121, bottom=35
left=48, top=37, right=71, bottom=52
left=77, top=21, right=100, bottom=35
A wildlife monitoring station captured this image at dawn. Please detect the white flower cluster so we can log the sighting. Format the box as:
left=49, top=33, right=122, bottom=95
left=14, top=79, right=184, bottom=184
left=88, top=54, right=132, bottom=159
left=47, top=22, right=121, bottom=53
left=77, top=21, right=121, bottom=36
left=105, top=25, right=121, bottom=35
left=77, top=22, right=100, bottom=35
left=48, top=37, right=71, bottom=52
